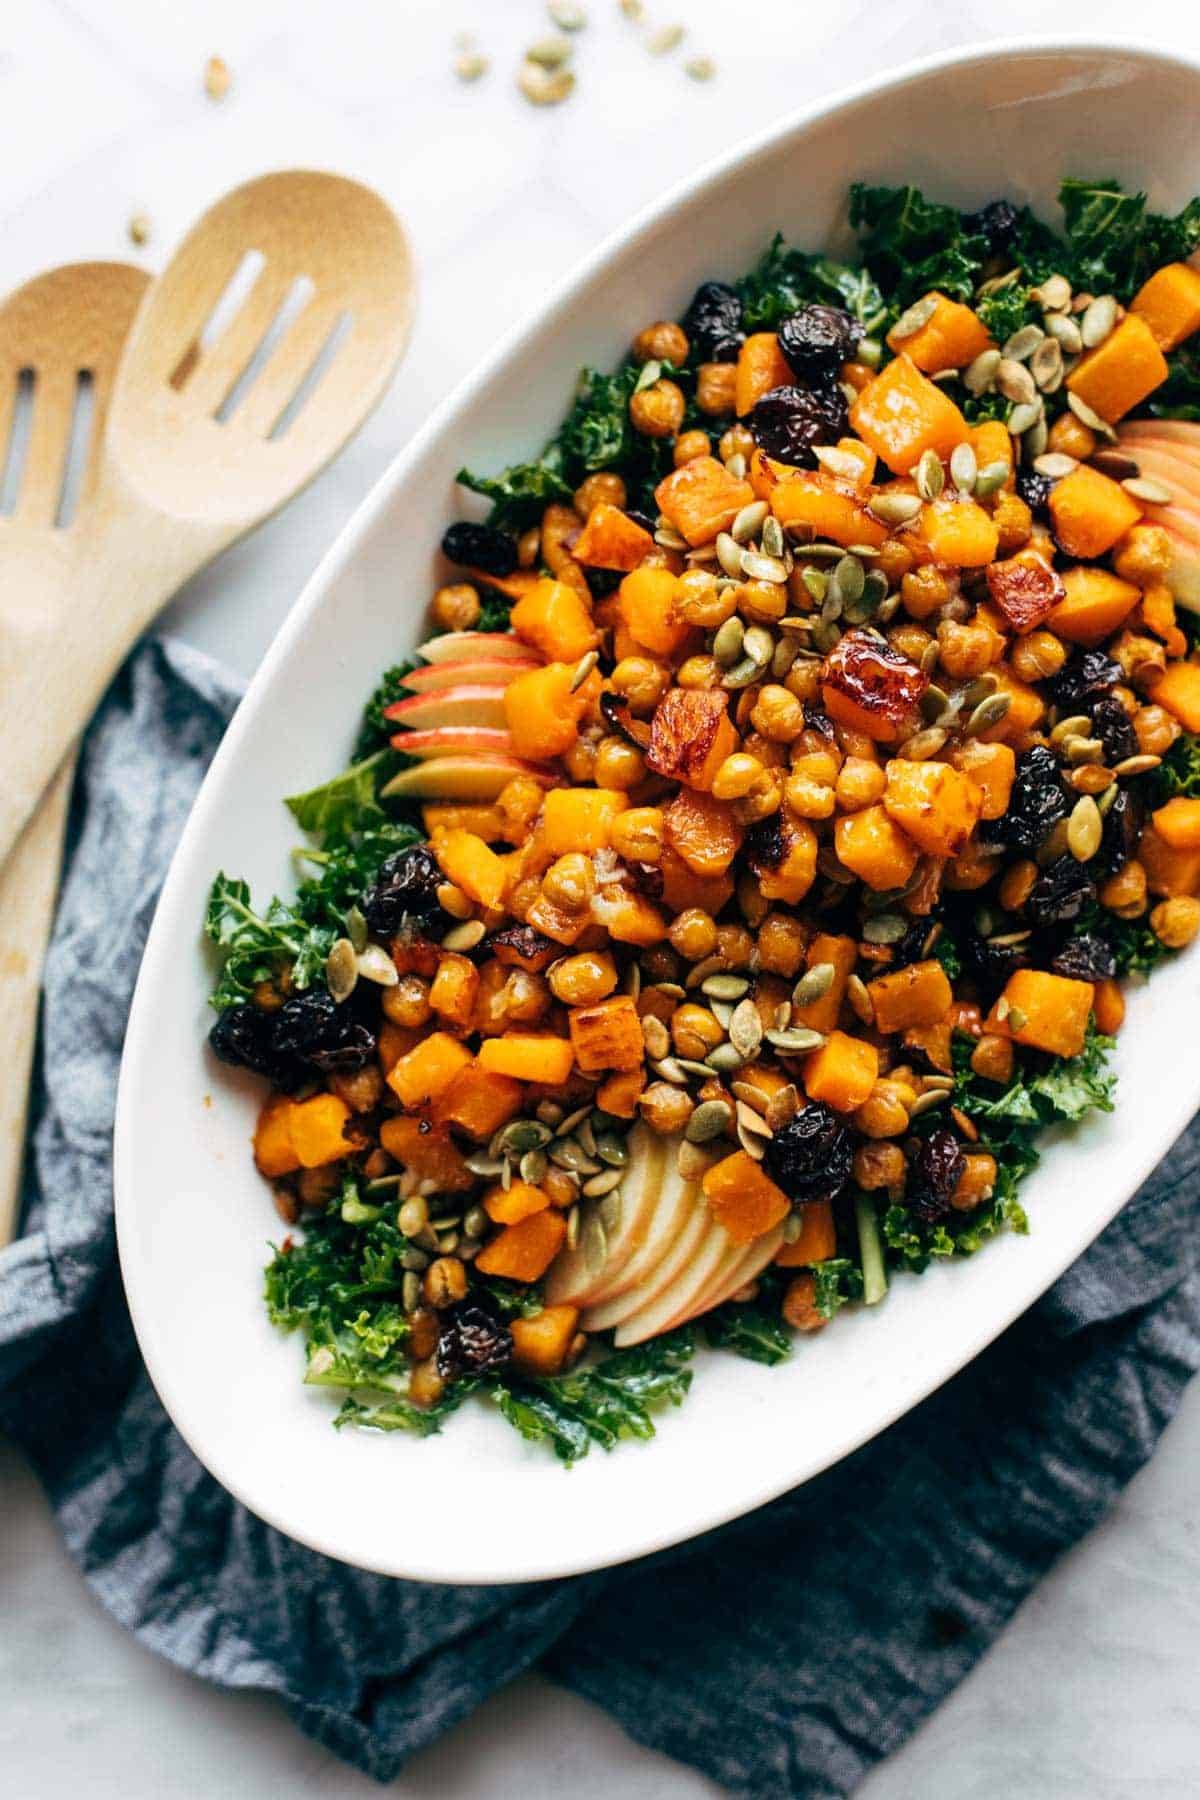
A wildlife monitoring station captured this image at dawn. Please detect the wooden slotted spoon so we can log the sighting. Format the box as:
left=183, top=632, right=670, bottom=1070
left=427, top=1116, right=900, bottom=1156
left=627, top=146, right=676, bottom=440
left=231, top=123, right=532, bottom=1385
left=0, top=171, right=414, bottom=1244
left=0, top=261, right=151, bottom=1245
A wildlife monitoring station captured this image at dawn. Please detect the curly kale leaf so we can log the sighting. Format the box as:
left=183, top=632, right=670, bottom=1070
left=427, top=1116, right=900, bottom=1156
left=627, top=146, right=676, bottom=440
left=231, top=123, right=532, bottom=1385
left=849, top=183, right=989, bottom=312
left=956, top=1021, right=1117, bottom=1129
left=1059, top=179, right=1200, bottom=294
left=204, top=874, right=329, bottom=1007
left=355, top=662, right=415, bottom=760
left=738, top=234, right=886, bottom=332
left=974, top=281, right=1035, bottom=343
left=1154, top=733, right=1200, bottom=799
left=1147, top=340, right=1200, bottom=421
left=286, top=751, right=389, bottom=840
left=1105, top=917, right=1174, bottom=977
left=455, top=453, right=571, bottom=533
left=491, top=1329, right=695, bottom=1465
left=704, top=1300, right=792, bottom=1365
left=335, top=1386, right=476, bottom=1438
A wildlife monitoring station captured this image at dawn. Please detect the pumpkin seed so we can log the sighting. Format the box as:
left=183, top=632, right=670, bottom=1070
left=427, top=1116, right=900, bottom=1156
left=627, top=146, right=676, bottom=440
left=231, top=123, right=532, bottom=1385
left=705, top=1042, right=745, bottom=1074
left=1113, top=753, right=1161, bottom=778
left=498, top=1118, right=552, bottom=1155
left=325, top=937, right=358, bottom=1003
left=771, top=637, right=798, bottom=680
left=565, top=1204, right=581, bottom=1251
left=1080, top=294, right=1118, bottom=348
left=793, top=961, right=834, bottom=1006
left=965, top=692, right=1011, bottom=737
left=949, top=442, right=978, bottom=493
left=1050, top=713, right=1092, bottom=746
left=550, top=1138, right=600, bottom=1175
left=595, top=1133, right=629, bottom=1169
left=761, top=516, right=786, bottom=559
left=1067, top=794, right=1103, bottom=861
left=683, top=54, right=716, bottom=81
left=686, top=1098, right=734, bottom=1143
left=345, top=904, right=368, bottom=954
left=677, top=1139, right=721, bottom=1181
left=846, top=973, right=874, bottom=1025
left=642, top=1014, right=670, bottom=1059
left=654, top=526, right=687, bottom=550
left=997, top=357, right=1037, bottom=405
left=919, top=683, right=952, bottom=723
left=454, top=50, right=490, bottom=81
left=765, top=1083, right=800, bottom=1130
left=764, top=1026, right=826, bottom=1053
left=908, top=1088, right=949, bottom=1117
left=732, top=1079, right=768, bottom=1114
left=526, top=34, right=573, bottom=67
left=737, top=1119, right=766, bottom=1160
left=829, top=554, right=865, bottom=606
left=1023, top=414, right=1049, bottom=460
left=676, top=1058, right=718, bottom=1079
left=962, top=671, right=999, bottom=709
left=743, top=624, right=775, bottom=665
left=813, top=445, right=866, bottom=483
left=1033, top=452, right=1078, bottom=479
left=1122, top=476, right=1172, bottom=505
left=775, top=1001, right=792, bottom=1030
left=1029, top=336, right=1064, bottom=393
left=891, top=295, right=939, bottom=340
left=440, top=918, right=486, bottom=953
left=915, top=448, right=944, bottom=502
left=1044, top=311, right=1082, bottom=353
left=1064, top=734, right=1103, bottom=766
left=800, top=564, right=829, bottom=603
left=1002, top=323, right=1045, bottom=362
left=811, top=618, right=842, bottom=656
left=582, top=1167, right=623, bottom=1199
left=519, top=1147, right=549, bottom=1185
left=708, top=998, right=734, bottom=1030
left=1007, top=399, right=1041, bottom=437
left=862, top=912, right=907, bottom=945
left=712, top=614, right=745, bottom=665
left=355, top=942, right=399, bottom=986
left=577, top=1113, right=597, bottom=1156
left=1007, top=1005, right=1029, bottom=1033
left=781, top=1212, right=803, bottom=1244
left=729, top=997, right=763, bottom=1059
left=685, top=954, right=725, bottom=987
left=650, top=1055, right=688, bottom=1085
left=716, top=531, right=745, bottom=578
left=858, top=336, right=883, bottom=369
left=974, top=460, right=1010, bottom=498
left=868, top=491, right=923, bottom=526
left=735, top=1099, right=772, bottom=1139
left=549, top=0, right=587, bottom=24
left=899, top=726, right=948, bottom=761
left=647, top=22, right=684, bottom=52
left=581, top=1209, right=607, bottom=1273
left=1089, top=448, right=1140, bottom=481
left=1068, top=390, right=1116, bottom=439
left=731, top=499, right=769, bottom=544
left=702, top=973, right=750, bottom=1000
left=1036, top=273, right=1072, bottom=313
left=398, top=1195, right=428, bottom=1236
left=518, top=60, right=575, bottom=103
left=741, top=549, right=788, bottom=584
left=963, top=347, right=1002, bottom=395
left=464, top=1153, right=504, bottom=1178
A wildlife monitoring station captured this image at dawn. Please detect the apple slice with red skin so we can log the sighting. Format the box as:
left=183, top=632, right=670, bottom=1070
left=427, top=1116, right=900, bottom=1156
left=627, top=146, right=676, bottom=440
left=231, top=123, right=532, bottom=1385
left=381, top=753, right=554, bottom=801
left=611, top=1217, right=734, bottom=1347
left=414, top=631, right=536, bottom=665
left=546, top=1126, right=675, bottom=1310
left=386, top=687, right=509, bottom=731
left=399, top=658, right=540, bottom=694
left=1118, top=421, right=1200, bottom=608
left=389, top=726, right=517, bottom=760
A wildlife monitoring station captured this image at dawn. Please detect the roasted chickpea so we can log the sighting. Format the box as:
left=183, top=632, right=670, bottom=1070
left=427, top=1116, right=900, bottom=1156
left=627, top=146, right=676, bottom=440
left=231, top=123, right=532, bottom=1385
left=1112, top=631, right=1166, bottom=688
left=875, top=536, right=917, bottom=586
left=901, top=565, right=951, bottom=619
left=991, top=491, right=1033, bottom=553
left=696, top=362, right=737, bottom=417
left=1150, top=896, right=1200, bottom=948
left=542, top=853, right=596, bottom=912
left=852, top=1141, right=906, bottom=1193
left=632, top=320, right=689, bottom=365
left=937, top=618, right=1000, bottom=679
left=593, top=736, right=646, bottom=790
left=673, top=428, right=712, bottom=468
left=498, top=969, right=551, bottom=1025
left=638, top=1082, right=695, bottom=1134
left=423, top=1256, right=468, bottom=1310
left=676, top=653, right=722, bottom=688
left=1092, top=978, right=1126, bottom=1036
left=970, top=1033, right=1015, bottom=1085
left=784, top=771, right=836, bottom=819
left=783, top=657, right=822, bottom=704
left=611, top=806, right=665, bottom=864
left=736, top=579, right=788, bottom=624
left=430, top=582, right=481, bottom=632
left=712, top=752, right=765, bottom=801
left=719, top=423, right=755, bottom=464
left=382, top=974, right=432, bottom=1029
left=574, top=470, right=626, bottom=516
left=998, top=859, right=1037, bottom=912
left=888, top=621, right=933, bottom=664
left=542, top=1167, right=578, bottom=1209
left=1099, top=858, right=1148, bottom=919
left=854, top=1079, right=914, bottom=1139
left=1113, top=522, right=1172, bottom=587
left=498, top=775, right=546, bottom=841
left=781, top=1272, right=827, bottom=1333
left=951, top=1152, right=998, bottom=1210
left=408, top=1357, right=446, bottom=1408
left=630, top=378, right=686, bottom=439
left=1047, top=412, right=1096, bottom=460
left=835, top=755, right=886, bottom=812
left=562, top=736, right=598, bottom=784
left=611, top=654, right=670, bottom=712
left=737, top=770, right=783, bottom=821
left=676, top=566, right=736, bottom=629
left=670, top=1003, right=724, bottom=1060
left=548, top=951, right=618, bottom=1006
left=751, top=683, right=806, bottom=743
left=668, top=907, right=719, bottom=961
left=756, top=912, right=807, bottom=977
left=1133, top=703, right=1180, bottom=757
left=1010, top=628, right=1067, bottom=683
left=717, top=922, right=755, bottom=968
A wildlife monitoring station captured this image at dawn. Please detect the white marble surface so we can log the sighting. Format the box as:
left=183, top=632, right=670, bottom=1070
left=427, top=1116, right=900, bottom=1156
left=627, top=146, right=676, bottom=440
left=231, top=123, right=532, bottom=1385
left=3, top=1, right=1200, bottom=1794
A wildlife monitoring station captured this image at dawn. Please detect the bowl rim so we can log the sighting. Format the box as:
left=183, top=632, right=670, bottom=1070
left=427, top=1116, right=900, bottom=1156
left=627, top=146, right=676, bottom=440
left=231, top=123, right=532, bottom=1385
left=115, top=34, right=1200, bottom=1583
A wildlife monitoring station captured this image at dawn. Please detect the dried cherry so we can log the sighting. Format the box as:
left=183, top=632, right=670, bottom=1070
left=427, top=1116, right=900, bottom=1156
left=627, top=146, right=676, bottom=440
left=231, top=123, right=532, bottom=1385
left=1050, top=649, right=1120, bottom=712
left=682, top=281, right=744, bottom=363
left=1051, top=933, right=1117, bottom=982
left=441, top=521, right=517, bottom=577
left=906, top=1128, right=966, bottom=1224
left=1093, top=786, right=1142, bottom=882
left=1090, top=696, right=1137, bottom=766
left=208, top=1003, right=277, bottom=1077
left=748, top=382, right=848, bottom=466
left=361, top=844, right=445, bottom=938
left=962, top=198, right=1020, bottom=252
left=1016, top=469, right=1054, bottom=516
left=436, top=1302, right=513, bottom=1381
left=1026, top=856, right=1095, bottom=928
left=992, top=745, right=1069, bottom=853
left=777, top=305, right=864, bottom=382
left=763, top=1102, right=853, bottom=1206
left=744, top=812, right=788, bottom=873
left=962, top=928, right=1030, bottom=993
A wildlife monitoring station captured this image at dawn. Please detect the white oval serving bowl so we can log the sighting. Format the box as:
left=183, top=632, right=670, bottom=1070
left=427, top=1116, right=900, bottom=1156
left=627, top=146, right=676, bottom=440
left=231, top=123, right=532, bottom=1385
left=116, top=40, right=1200, bottom=1584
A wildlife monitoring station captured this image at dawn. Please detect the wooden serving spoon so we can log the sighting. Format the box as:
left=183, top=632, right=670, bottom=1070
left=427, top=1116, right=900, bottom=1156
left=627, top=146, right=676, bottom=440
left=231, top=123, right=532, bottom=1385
left=0, top=171, right=415, bottom=1244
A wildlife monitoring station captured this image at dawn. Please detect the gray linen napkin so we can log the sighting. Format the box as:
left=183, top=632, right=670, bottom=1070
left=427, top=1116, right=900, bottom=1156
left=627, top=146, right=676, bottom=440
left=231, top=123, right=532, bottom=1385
left=2, top=635, right=1198, bottom=1797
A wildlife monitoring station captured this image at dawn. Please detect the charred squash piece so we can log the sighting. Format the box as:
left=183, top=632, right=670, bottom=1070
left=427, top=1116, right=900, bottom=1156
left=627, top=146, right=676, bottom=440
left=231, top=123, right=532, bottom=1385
left=821, top=629, right=929, bottom=743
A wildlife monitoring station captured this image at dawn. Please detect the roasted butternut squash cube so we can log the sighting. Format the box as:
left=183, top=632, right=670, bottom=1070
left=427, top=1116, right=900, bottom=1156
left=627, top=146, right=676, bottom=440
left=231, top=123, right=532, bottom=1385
left=866, top=959, right=953, bottom=1035
left=985, top=968, right=1093, bottom=1059
left=433, top=828, right=508, bottom=910
left=792, top=933, right=857, bottom=1035
left=1152, top=796, right=1200, bottom=851
left=524, top=892, right=589, bottom=946
left=834, top=436, right=876, bottom=488
left=1046, top=565, right=1141, bottom=646
left=821, top=629, right=929, bottom=743
left=663, top=786, right=743, bottom=876
left=986, top=556, right=1065, bottom=633
left=951, top=739, right=1016, bottom=821
left=735, top=331, right=792, bottom=415
left=429, top=952, right=480, bottom=1030
left=477, top=1032, right=575, bottom=1084
left=568, top=994, right=644, bottom=1072
left=503, top=661, right=590, bottom=761
left=915, top=496, right=999, bottom=567
left=489, top=924, right=558, bottom=973
left=701, top=1149, right=791, bottom=1244
left=883, top=758, right=982, bottom=857
left=288, top=1093, right=353, bottom=1168
left=887, top=291, right=992, bottom=372
left=848, top=353, right=970, bottom=475
left=969, top=417, right=1014, bottom=483
left=769, top=472, right=888, bottom=548
left=1049, top=469, right=1143, bottom=561
left=834, top=804, right=920, bottom=891
left=475, top=1211, right=567, bottom=1282
left=510, top=1304, right=579, bottom=1374
left=803, top=1030, right=879, bottom=1113
left=774, top=1198, right=837, bottom=1267
left=510, top=575, right=598, bottom=662
left=542, top=787, right=627, bottom=855
left=1066, top=311, right=1169, bottom=422
left=655, top=455, right=754, bottom=546
left=379, top=1115, right=475, bottom=1189
left=588, top=882, right=669, bottom=945
left=656, top=848, right=735, bottom=917
left=254, top=1097, right=300, bottom=1179
left=647, top=687, right=738, bottom=790
left=1131, top=261, right=1200, bottom=351
left=1140, top=822, right=1200, bottom=896
left=1149, top=660, right=1200, bottom=733
left=437, top=1064, right=523, bottom=1140
left=746, top=814, right=818, bottom=904
left=595, top=1067, right=646, bottom=1118
left=483, top=1179, right=551, bottom=1225
left=618, top=564, right=690, bottom=656
left=572, top=501, right=654, bottom=571
left=388, top=1032, right=474, bottom=1109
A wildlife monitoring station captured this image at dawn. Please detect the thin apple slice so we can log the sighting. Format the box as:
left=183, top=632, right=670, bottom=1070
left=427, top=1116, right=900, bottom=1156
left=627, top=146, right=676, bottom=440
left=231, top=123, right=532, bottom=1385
left=664, top=1235, right=746, bottom=1329
left=1121, top=419, right=1200, bottom=447
left=545, top=1126, right=674, bottom=1309
left=400, top=658, right=539, bottom=694
left=612, top=1216, right=734, bottom=1348
left=414, top=630, right=534, bottom=664
left=577, top=1162, right=699, bottom=1317
left=677, top=1226, right=785, bottom=1326
left=381, top=754, right=554, bottom=801
left=1120, top=446, right=1200, bottom=507
left=385, top=687, right=509, bottom=731
left=582, top=1198, right=710, bottom=1331
left=389, top=726, right=517, bottom=760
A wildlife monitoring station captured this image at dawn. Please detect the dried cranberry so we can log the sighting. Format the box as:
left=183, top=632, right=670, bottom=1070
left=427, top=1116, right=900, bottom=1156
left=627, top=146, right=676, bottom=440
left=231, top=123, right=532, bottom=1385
left=626, top=508, right=657, bottom=536
left=993, top=745, right=1069, bottom=853
left=764, top=1103, right=852, bottom=1206
left=584, top=566, right=622, bottom=598
left=802, top=704, right=837, bottom=740
left=1026, top=856, right=1096, bottom=928
left=777, top=305, right=864, bottom=382
left=1093, top=787, right=1142, bottom=882
left=748, top=382, right=848, bottom=467
left=436, top=1303, right=513, bottom=1381
left=271, top=990, right=375, bottom=1081
left=1050, top=649, right=1121, bottom=712
left=962, top=928, right=1030, bottom=994
left=441, top=521, right=518, bottom=577
left=361, top=844, right=445, bottom=938
left=1051, top=933, right=1117, bottom=982
left=906, top=1128, right=966, bottom=1224
left=209, top=1003, right=277, bottom=1077
left=682, top=281, right=744, bottom=363
left=744, top=812, right=788, bottom=872
left=1090, top=696, right=1137, bottom=766
left=1016, top=469, right=1054, bottom=516
left=962, top=198, right=1020, bottom=253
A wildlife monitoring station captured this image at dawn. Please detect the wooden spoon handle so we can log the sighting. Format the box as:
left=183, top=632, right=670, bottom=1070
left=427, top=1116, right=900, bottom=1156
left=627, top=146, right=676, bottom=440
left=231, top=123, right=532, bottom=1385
left=0, top=756, right=73, bottom=1246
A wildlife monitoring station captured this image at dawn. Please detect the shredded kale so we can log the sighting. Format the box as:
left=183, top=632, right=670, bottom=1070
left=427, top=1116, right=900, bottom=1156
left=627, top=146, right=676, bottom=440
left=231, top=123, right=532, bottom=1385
left=931, top=926, right=963, bottom=980
left=205, top=874, right=333, bottom=1007
left=974, top=281, right=1034, bottom=343
left=1155, top=732, right=1200, bottom=800
left=454, top=456, right=571, bottom=532
left=1148, top=340, right=1200, bottom=420
left=811, top=1256, right=865, bottom=1319
left=490, top=1329, right=695, bottom=1465
left=738, top=234, right=887, bottom=332
left=286, top=751, right=390, bottom=840
left=1059, top=179, right=1200, bottom=293
left=956, top=1021, right=1117, bottom=1129
left=849, top=183, right=987, bottom=312
left=335, top=1386, right=477, bottom=1438
left=1106, top=916, right=1174, bottom=977
left=704, top=1298, right=793, bottom=1364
